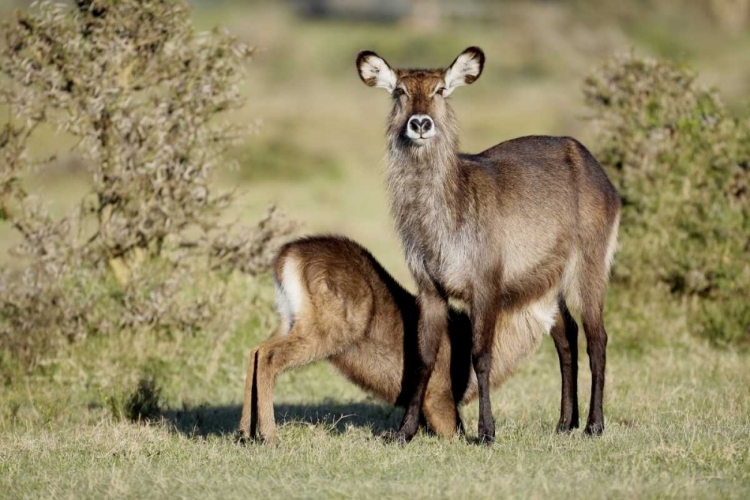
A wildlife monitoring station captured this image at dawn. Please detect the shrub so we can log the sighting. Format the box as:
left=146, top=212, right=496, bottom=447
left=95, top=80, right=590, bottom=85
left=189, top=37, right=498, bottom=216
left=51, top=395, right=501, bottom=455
left=584, top=53, right=750, bottom=345
left=0, top=0, right=296, bottom=371
left=124, top=376, right=163, bottom=422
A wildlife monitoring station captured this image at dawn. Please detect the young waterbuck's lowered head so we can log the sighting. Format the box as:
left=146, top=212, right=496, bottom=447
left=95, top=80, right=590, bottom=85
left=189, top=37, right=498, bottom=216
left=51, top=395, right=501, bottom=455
left=357, top=48, right=621, bottom=443
left=238, top=236, right=572, bottom=445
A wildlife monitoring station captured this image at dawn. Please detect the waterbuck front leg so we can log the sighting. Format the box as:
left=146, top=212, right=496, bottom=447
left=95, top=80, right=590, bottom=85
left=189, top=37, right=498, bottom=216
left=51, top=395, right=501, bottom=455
left=471, top=286, right=502, bottom=443
left=395, top=285, right=449, bottom=443
left=550, top=301, right=580, bottom=433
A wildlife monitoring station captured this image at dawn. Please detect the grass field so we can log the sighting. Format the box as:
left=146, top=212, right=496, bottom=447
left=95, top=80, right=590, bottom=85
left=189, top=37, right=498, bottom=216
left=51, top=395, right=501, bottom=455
left=2, top=314, right=749, bottom=498
left=2, top=2, right=750, bottom=498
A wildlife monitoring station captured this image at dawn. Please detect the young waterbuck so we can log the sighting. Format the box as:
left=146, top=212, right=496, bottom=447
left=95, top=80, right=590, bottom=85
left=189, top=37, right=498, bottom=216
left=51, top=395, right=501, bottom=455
left=356, top=47, right=621, bottom=442
left=238, top=236, right=574, bottom=445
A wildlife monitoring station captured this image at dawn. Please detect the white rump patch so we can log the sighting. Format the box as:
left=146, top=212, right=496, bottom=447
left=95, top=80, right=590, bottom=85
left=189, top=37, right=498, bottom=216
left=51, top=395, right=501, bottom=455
left=530, top=297, right=559, bottom=336
left=604, top=212, right=621, bottom=274
left=275, top=257, right=304, bottom=335
left=275, top=282, right=292, bottom=334
left=561, top=249, right=583, bottom=314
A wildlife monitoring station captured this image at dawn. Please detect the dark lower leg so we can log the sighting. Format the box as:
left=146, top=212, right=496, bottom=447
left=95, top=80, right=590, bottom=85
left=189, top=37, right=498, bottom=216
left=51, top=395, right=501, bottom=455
left=550, top=305, right=579, bottom=432
left=471, top=295, right=498, bottom=443
left=473, top=351, right=495, bottom=442
left=583, top=311, right=607, bottom=436
left=397, top=383, right=428, bottom=442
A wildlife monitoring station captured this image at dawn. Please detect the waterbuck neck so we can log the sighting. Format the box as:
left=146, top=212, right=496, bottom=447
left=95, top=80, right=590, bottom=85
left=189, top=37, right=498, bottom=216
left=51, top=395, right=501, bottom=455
left=385, top=124, right=462, bottom=218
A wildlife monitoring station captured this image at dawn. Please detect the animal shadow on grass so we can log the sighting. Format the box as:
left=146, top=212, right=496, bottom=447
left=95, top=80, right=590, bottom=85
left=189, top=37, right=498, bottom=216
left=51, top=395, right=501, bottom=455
left=159, top=400, right=404, bottom=440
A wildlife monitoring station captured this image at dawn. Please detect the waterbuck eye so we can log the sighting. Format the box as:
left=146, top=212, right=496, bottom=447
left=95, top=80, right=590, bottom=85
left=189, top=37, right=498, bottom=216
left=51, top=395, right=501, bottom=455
left=436, top=87, right=447, bottom=96
left=393, top=88, right=406, bottom=98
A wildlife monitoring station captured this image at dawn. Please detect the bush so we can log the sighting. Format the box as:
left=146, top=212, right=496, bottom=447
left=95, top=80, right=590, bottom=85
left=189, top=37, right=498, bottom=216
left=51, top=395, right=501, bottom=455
left=584, top=53, right=750, bottom=345
left=0, top=0, right=296, bottom=371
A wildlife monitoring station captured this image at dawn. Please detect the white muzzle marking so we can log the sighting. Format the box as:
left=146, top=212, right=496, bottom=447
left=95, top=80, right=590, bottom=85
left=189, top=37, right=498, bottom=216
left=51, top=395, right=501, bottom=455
left=406, top=114, right=436, bottom=144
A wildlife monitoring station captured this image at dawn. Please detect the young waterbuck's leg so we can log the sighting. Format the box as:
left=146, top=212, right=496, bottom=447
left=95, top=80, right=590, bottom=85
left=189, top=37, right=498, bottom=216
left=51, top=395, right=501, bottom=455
left=396, top=287, right=449, bottom=442
left=550, top=302, right=579, bottom=433
left=240, top=331, right=287, bottom=441
left=241, top=330, right=344, bottom=444
left=422, top=391, right=462, bottom=438
left=422, top=357, right=463, bottom=438
left=238, top=347, right=261, bottom=441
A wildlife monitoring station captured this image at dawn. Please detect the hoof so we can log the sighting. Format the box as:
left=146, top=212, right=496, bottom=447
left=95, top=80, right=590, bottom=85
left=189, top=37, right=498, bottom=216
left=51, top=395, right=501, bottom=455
left=392, top=431, right=413, bottom=445
left=262, top=435, right=279, bottom=446
left=392, top=420, right=419, bottom=444
left=379, top=430, right=411, bottom=445
left=235, top=429, right=251, bottom=444
left=477, top=420, right=495, bottom=444
left=584, top=421, right=604, bottom=436
left=556, top=422, right=574, bottom=434
left=476, top=433, right=495, bottom=445
left=236, top=429, right=277, bottom=445
left=556, top=417, right=580, bottom=434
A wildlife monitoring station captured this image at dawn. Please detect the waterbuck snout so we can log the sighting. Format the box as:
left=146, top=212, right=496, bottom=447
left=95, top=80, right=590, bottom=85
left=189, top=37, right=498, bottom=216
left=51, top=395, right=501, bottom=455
left=356, top=47, right=484, bottom=147
left=406, top=115, right=434, bottom=142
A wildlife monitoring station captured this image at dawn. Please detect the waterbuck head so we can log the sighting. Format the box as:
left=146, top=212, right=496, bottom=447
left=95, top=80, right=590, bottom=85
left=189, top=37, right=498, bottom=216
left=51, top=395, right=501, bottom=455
left=356, top=47, right=484, bottom=149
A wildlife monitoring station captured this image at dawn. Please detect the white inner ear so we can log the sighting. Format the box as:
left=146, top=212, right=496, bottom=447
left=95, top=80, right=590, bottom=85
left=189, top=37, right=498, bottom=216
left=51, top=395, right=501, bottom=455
left=359, top=55, right=397, bottom=93
left=442, top=52, right=482, bottom=97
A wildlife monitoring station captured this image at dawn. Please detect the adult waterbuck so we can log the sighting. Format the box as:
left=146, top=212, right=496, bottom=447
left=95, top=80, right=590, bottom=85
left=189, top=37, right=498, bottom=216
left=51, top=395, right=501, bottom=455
left=356, top=47, right=621, bottom=442
left=238, top=236, right=569, bottom=445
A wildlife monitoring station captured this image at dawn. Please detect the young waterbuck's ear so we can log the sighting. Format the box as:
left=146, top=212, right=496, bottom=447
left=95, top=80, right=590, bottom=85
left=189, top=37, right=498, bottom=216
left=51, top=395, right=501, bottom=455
left=442, top=46, right=485, bottom=97
left=356, top=50, right=398, bottom=93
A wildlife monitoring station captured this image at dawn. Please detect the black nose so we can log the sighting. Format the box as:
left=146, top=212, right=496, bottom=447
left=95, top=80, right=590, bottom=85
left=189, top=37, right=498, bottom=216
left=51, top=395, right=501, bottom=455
left=409, top=118, right=421, bottom=133
left=408, top=117, right=433, bottom=135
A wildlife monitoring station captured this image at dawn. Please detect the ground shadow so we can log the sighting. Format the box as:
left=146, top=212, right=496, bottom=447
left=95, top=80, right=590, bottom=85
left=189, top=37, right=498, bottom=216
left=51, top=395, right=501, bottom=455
left=159, top=400, right=404, bottom=438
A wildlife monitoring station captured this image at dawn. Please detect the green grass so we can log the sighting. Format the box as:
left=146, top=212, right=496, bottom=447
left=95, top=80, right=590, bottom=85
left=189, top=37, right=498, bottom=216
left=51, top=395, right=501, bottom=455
left=1, top=302, right=749, bottom=498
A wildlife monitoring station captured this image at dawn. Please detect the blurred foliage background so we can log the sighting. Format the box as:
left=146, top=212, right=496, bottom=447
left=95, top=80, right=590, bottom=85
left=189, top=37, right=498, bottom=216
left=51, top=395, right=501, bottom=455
left=0, top=0, right=748, bottom=379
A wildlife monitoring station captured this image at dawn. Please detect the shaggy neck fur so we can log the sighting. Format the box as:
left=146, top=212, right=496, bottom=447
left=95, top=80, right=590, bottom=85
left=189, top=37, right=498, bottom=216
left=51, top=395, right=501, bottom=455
left=385, top=105, right=463, bottom=243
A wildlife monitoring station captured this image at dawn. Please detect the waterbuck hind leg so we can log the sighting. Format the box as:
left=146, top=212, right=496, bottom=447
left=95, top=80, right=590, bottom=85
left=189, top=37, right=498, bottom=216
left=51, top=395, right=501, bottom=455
left=582, top=306, right=607, bottom=436
left=239, top=330, right=284, bottom=442
left=578, top=254, right=611, bottom=436
left=550, top=301, right=580, bottom=433
left=238, top=348, right=260, bottom=442
left=243, top=330, right=340, bottom=445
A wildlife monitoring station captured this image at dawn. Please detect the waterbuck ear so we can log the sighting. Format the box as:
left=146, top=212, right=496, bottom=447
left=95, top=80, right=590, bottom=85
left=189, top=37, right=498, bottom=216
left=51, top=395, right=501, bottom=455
left=442, top=46, right=485, bottom=97
left=356, top=50, right=397, bottom=93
